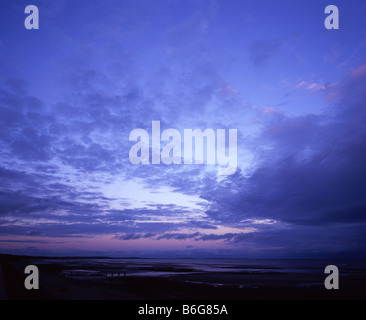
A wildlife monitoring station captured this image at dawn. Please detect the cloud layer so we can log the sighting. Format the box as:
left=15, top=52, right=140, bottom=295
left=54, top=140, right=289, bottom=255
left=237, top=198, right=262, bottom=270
left=1, top=0, right=366, bottom=257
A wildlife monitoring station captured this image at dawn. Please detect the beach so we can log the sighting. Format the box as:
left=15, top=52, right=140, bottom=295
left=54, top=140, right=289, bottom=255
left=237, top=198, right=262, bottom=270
left=1, top=254, right=365, bottom=300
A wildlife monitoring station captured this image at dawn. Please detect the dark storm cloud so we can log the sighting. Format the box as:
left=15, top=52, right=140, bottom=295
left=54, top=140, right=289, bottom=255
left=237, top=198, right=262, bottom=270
left=201, top=65, right=366, bottom=228
left=226, top=223, right=366, bottom=258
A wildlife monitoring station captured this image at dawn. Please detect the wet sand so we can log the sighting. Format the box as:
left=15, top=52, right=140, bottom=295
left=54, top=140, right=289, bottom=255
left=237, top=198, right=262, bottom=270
left=1, top=254, right=365, bottom=300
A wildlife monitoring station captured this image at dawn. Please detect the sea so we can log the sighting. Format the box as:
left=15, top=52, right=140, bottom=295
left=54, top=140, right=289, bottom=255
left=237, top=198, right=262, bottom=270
left=26, top=257, right=366, bottom=290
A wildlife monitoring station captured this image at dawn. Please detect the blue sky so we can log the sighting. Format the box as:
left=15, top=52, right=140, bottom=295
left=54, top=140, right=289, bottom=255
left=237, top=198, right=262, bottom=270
left=0, top=0, right=366, bottom=257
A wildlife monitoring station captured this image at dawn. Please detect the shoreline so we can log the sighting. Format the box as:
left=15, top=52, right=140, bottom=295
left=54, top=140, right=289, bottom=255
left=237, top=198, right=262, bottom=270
left=1, top=254, right=365, bottom=300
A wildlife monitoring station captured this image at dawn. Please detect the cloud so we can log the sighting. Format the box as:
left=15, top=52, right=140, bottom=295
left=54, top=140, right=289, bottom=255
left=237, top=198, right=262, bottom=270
left=113, top=231, right=257, bottom=243
left=157, top=232, right=201, bottom=240
left=165, top=12, right=209, bottom=48
left=200, top=63, right=366, bottom=230
left=350, top=64, right=366, bottom=78
left=114, top=233, right=157, bottom=240
left=249, top=40, right=281, bottom=67
left=1, top=1, right=366, bottom=258
left=294, top=80, right=327, bottom=91
left=0, top=239, right=62, bottom=244
left=5, top=78, right=28, bottom=95
left=2, top=55, right=364, bottom=256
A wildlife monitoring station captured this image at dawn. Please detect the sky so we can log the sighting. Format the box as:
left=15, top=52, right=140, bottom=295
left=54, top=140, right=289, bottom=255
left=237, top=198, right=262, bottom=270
left=0, top=0, right=366, bottom=258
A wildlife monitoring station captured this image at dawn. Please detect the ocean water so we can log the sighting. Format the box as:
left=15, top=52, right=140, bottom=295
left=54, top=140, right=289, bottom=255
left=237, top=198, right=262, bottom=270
left=27, top=257, right=366, bottom=290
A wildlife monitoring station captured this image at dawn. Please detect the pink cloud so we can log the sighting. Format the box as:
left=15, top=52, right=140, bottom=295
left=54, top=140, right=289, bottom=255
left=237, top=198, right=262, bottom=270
left=261, top=107, right=277, bottom=114
left=350, top=64, right=366, bottom=79
left=325, top=64, right=366, bottom=101
left=219, top=84, right=239, bottom=96
left=295, top=80, right=326, bottom=91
